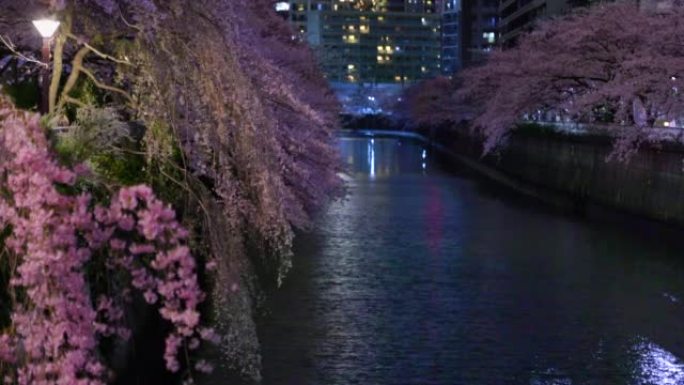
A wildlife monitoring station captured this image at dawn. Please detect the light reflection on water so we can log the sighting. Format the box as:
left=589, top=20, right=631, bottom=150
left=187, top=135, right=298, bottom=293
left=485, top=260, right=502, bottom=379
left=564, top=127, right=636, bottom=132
left=257, top=137, right=684, bottom=385
left=633, top=338, right=684, bottom=385
left=368, top=139, right=375, bottom=178
left=527, top=337, right=684, bottom=385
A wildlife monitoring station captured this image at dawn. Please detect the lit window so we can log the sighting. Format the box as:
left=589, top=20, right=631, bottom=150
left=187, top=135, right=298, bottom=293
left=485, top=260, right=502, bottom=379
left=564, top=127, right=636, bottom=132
left=274, top=2, right=290, bottom=11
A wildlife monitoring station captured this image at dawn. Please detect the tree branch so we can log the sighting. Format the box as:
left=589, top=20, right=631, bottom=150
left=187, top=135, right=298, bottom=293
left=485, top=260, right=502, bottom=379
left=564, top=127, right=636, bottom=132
left=62, top=95, right=87, bottom=108
left=80, top=66, right=134, bottom=104
left=66, top=33, right=132, bottom=66
left=0, top=34, right=45, bottom=67
left=49, top=35, right=67, bottom=114
left=57, top=46, right=90, bottom=111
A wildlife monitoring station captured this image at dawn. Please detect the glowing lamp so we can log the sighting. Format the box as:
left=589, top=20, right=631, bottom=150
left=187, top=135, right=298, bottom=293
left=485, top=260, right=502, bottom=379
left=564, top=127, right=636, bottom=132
left=32, top=19, right=61, bottom=39
left=33, top=18, right=61, bottom=114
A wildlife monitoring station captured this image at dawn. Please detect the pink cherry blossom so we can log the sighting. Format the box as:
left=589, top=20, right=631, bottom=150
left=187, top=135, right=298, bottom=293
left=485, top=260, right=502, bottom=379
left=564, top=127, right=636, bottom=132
left=0, top=98, right=213, bottom=383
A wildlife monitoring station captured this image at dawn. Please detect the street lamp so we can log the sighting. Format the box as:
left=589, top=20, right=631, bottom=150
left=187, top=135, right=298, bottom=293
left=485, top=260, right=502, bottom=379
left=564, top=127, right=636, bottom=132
left=32, top=18, right=60, bottom=114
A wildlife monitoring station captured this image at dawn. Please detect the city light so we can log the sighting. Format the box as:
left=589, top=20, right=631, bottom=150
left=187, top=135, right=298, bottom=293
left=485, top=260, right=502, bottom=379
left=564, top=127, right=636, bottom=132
left=275, top=2, right=290, bottom=11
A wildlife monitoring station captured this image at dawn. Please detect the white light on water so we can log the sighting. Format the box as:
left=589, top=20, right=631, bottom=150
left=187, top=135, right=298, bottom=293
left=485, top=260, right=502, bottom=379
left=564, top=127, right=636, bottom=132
left=368, top=139, right=375, bottom=178
left=634, top=338, right=684, bottom=385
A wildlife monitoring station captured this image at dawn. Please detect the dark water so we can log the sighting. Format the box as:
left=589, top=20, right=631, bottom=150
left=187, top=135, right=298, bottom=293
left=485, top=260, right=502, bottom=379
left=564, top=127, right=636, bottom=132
left=258, top=136, right=684, bottom=385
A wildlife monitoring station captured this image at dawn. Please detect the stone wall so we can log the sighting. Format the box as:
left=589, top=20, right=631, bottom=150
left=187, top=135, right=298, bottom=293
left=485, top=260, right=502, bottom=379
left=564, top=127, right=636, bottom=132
left=429, top=127, right=684, bottom=225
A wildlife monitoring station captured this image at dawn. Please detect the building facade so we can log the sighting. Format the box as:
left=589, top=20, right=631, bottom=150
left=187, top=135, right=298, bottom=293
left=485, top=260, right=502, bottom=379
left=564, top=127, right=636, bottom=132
left=285, top=1, right=442, bottom=84
left=436, top=0, right=462, bottom=74
left=497, top=0, right=670, bottom=47
left=461, top=0, right=498, bottom=67
left=498, top=0, right=568, bottom=46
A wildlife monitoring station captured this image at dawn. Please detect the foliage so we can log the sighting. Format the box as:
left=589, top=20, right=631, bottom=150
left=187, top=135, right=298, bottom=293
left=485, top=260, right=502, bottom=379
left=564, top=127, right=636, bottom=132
left=1, top=80, right=39, bottom=110
left=396, top=76, right=472, bottom=127
left=458, top=1, right=684, bottom=157
left=58, top=107, right=128, bottom=161
left=55, top=107, right=146, bottom=186
left=0, top=97, right=217, bottom=384
left=398, top=2, right=684, bottom=158
left=0, top=0, right=343, bottom=382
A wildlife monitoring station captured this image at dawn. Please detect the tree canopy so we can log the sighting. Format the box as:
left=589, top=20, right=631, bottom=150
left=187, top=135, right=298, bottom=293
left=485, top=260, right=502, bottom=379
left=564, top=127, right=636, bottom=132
left=0, top=0, right=342, bottom=383
left=406, top=1, right=684, bottom=158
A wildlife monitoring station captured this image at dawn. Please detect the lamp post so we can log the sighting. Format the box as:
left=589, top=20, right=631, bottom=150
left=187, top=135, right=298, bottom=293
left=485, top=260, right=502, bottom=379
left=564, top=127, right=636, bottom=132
left=32, top=19, right=60, bottom=114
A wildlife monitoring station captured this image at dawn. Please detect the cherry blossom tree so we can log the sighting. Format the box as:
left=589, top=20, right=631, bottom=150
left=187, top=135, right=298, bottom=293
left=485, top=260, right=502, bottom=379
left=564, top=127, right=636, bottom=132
left=396, top=76, right=473, bottom=127
left=0, top=96, right=215, bottom=385
left=426, top=2, right=684, bottom=157
left=0, top=0, right=342, bottom=382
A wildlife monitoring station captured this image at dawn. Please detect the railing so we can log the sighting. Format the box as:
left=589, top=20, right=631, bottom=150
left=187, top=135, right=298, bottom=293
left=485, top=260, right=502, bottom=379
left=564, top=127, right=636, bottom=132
left=526, top=120, right=684, bottom=142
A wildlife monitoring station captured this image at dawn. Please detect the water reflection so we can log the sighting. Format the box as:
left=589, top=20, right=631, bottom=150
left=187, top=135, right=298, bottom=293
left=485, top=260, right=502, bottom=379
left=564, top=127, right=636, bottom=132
left=368, top=139, right=375, bottom=178
left=258, top=137, right=684, bottom=385
left=633, top=338, right=684, bottom=385
left=662, top=292, right=679, bottom=303
left=343, top=137, right=427, bottom=178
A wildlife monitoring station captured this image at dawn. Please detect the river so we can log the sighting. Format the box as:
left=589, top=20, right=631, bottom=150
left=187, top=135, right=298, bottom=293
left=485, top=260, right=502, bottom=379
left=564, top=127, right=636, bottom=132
left=257, top=135, right=684, bottom=385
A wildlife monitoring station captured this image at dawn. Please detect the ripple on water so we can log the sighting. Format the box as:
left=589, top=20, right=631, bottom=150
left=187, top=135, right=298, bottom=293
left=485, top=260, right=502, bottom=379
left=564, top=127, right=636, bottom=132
left=254, top=137, right=684, bottom=385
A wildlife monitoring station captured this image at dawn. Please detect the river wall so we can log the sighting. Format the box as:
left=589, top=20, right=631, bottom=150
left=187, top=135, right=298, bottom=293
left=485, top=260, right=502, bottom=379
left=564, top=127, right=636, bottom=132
left=343, top=122, right=684, bottom=226
left=423, top=125, right=684, bottom=226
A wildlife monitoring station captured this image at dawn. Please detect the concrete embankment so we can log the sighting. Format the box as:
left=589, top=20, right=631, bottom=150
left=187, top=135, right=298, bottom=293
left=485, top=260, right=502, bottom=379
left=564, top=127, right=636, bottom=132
left=434, top=125, right=684, bottom=226
left=344, top=125, right=684, bottom=226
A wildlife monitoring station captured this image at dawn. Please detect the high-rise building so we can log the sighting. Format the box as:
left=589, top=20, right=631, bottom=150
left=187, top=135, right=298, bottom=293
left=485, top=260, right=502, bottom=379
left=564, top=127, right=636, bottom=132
left=286, top=1, right=441, bottom=84
left=436, top=0, right=462, bottom=74
left=498, top=0, right=568, bottom=46
left=461, top=0, right=498, bottom=66
left=498, top=0, right=665, bottom=47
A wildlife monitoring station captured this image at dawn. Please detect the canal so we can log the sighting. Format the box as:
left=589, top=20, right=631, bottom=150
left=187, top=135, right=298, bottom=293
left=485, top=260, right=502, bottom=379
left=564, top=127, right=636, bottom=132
left=257, top=135, right=684, bottom=385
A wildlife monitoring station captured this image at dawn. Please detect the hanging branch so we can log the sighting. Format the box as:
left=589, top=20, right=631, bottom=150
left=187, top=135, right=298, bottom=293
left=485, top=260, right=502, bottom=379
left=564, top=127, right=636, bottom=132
left=0, top=35, right=46, bottom=67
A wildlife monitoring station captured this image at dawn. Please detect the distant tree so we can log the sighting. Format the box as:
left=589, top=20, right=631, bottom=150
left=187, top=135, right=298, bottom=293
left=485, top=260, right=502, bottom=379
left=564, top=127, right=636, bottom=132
left=397, top=76, right=472, bottom=127
left=456, top=1, right=684, bottom=158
